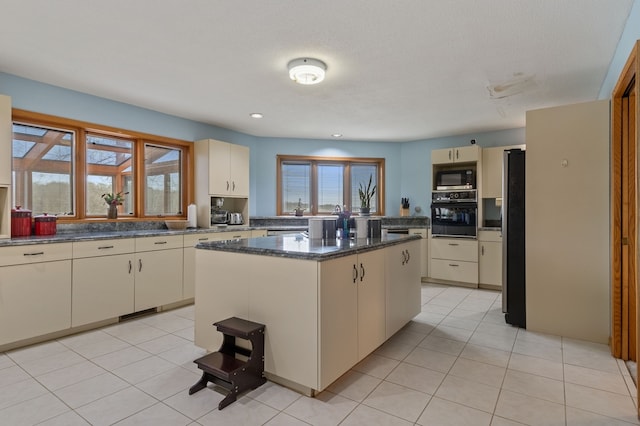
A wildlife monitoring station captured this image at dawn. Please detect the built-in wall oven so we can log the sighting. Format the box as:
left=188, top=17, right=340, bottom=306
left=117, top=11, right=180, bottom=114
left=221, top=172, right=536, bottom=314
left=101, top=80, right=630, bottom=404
left=431, top=189, right=478, bottom=238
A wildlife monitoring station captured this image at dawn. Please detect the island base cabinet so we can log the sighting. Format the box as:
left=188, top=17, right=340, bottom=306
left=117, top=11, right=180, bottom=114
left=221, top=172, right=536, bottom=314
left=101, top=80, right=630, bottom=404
left=72, top=254, right=135, bottom=327
left=0, top=261, right=72, bottom=346
left=385, top=240, right=422, bottom=337
left=355, top=250, right=386, bottom=360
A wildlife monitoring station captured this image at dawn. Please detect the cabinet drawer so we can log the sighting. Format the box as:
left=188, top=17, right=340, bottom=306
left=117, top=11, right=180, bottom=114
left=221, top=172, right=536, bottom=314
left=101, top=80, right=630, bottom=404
left=431, top=238, right=478, bottom=262
left=408, top=228, right=427, bottom=238
left=184, top=232, right=219, bottom=247
left=431, top=259, right=478, bottom=284
left=0, top=243, right=72, bottom=267
left=478, top=230, right=502, bottom=242
left=213, top=230, right=252, bottom=240
left=73, top=238, right=135, bottom=258
left=135, top=235, right=183, bottom=252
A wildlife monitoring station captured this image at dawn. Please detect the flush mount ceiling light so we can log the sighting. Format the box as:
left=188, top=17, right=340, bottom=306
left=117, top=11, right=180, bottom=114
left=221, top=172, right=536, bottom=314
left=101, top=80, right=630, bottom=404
left=288, top=58, right=326, bottom=85
left=249, top=113, right=263, bottom=119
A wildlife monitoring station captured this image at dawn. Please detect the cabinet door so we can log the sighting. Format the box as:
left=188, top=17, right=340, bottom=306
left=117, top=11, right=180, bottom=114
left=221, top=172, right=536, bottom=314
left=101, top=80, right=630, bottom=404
left=357, top=249, right=386, bottom=359
left=409, top=229, right=428, bottom=277
left=183, top=233, right=218, bottom=300
left=229, top=144, right=249, bottom=197
left=0, top=260, right=72, bottom=346
left=432, top=148, right=454, bottom=164
left=482, top=147, right=504, bottom=199
left=208, top=139, right=231, bottom=195
left=134, top=248, right=183, bottom=311
left=72, top=254, right=135, bottom=327
left=0, top=95, right=11, bottom=186
left=479, top=241, right=502, bottom=287
left=454, top=145, right=479, bottom=163
left=385, top=240, right=421, bottom=337
left=319, top=255, right=358, bottom=389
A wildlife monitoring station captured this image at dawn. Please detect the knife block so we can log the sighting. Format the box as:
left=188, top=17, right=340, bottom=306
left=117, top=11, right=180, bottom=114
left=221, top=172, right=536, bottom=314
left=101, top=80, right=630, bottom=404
left=400, top=207, right=410, bottom=217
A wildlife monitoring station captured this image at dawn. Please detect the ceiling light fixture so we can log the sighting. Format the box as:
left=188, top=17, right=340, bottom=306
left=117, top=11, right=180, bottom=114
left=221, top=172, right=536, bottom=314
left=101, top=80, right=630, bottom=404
left=249, top=113, right=263, bottom=119
left=288, top=58, right=326, bottom=85
left=331, top=133, right=343, bottom=138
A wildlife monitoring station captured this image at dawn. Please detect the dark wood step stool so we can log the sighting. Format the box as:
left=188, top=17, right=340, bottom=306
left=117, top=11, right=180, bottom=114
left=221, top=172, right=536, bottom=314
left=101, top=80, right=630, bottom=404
left=189, top=317, right=266, bottom=410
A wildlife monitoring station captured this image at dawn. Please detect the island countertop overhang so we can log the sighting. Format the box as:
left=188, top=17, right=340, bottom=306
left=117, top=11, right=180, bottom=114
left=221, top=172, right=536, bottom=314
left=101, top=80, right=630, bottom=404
left=195, top=233, right=421, bottom=261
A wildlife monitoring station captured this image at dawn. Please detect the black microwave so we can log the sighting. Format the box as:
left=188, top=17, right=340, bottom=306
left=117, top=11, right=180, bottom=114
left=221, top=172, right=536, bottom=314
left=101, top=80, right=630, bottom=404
left=435, top=169, right=475, bottom=190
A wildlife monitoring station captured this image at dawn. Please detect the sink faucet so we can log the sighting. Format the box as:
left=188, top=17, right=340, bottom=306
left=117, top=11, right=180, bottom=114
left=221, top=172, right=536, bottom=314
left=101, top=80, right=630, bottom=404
left=335, top=205, right=342, bottom=213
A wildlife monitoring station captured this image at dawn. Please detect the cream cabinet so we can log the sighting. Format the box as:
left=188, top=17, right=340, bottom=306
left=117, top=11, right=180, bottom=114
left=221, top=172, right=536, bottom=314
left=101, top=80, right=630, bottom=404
left=72, top=239, right=136, bottom=327
left=409, top=228, right=428, bottom=278
left=196, top=139, right=249, bottom=197
left=355, top=249, right=386, bottom=359
left=432, top=145, right=480, bottom=165
left=430, top=237, right=478, bottom=285
left=0, top=94, right=12, bottom=239
left=478, top=230, right=502, bottom=289
left=134, top=235, right=184, bottom=311
left=0, top=243, right=72, bottom=346
left=482, top=145, right=525, bottom=199
left=385, top=239, right=421, bottom=337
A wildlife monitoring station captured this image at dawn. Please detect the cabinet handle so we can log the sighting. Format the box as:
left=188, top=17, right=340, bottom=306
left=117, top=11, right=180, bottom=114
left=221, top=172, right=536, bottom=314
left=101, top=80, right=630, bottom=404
left=154, top=241, right=167, bottom=245
left=448, top=150, right=452, bottom=160
left=401, top=250, right=406, bottom=265
left=128, top=260, right=132, bottom=274
left=448, top=243, right=459, bottom=246
left=481, top=245, right=485, bottom=255
left=456, top=149, right=459, bottom=160
left=406, top=250, right=411, bottom=263
left=232, top=235, right=242, bottom=238
left=98, top=245, right=114, bottom=250
left=232, top=181, right=236, bottom=191
left=23, top=251, right=44, bottom=256
left=449, top=263, right=459, bottom=267
left=138, top=259, right=143, bottom=272
left=226, top=181, right=230, bottom=191
left=360, top=263, right=365, bottom=282
left=198, top=237, right=209, bottom=241
left=353, top=264, right=358, bottom=283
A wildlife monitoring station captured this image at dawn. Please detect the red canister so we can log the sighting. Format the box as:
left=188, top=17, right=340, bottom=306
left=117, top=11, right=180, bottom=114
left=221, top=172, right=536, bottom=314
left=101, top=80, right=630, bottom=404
left=11, top=206, right=32, bottom=237
left=34, top=213, right=57, bottom=236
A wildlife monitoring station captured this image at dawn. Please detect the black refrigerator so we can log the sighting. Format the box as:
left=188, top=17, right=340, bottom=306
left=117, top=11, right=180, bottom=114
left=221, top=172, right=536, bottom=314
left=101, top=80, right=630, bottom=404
left=502, top=148, right=526, bottom=328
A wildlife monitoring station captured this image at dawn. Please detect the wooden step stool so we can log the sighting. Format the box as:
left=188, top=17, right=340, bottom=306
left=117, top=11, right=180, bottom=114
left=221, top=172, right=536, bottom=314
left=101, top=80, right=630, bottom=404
left=189, top=317, right=266, bottom=410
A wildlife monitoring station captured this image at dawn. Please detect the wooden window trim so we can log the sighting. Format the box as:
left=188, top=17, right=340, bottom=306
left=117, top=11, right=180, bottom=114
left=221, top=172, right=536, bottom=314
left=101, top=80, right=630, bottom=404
left=12, top=109, right=194, bottom=222
left=277, top=154, right=385, bottom=216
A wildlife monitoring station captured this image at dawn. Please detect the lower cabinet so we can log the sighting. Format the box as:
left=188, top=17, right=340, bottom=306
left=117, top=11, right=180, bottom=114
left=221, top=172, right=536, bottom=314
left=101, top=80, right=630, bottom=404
left=430, top=237, right=479, bottom=285
left=386, top=239, right=422, bottom=337
left=478, top=230, right=502, bottom=288
left=0, top=243, right=72, bottom=346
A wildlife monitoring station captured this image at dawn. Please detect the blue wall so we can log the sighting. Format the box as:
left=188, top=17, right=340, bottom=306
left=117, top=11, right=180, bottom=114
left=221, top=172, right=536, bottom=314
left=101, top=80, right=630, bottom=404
left=3, top=0, right=637, bottom=219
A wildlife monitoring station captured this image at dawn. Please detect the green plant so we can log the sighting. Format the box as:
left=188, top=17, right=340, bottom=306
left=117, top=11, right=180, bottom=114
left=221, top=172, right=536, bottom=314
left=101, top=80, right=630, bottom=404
left=102, top=191, right=129, bottom=206
left=358, top=174, right=376, bottom=208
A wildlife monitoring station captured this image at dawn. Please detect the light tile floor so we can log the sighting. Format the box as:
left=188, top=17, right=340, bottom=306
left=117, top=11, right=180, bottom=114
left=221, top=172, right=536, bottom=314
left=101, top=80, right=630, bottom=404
left=1, top=283, right=638, bottom=425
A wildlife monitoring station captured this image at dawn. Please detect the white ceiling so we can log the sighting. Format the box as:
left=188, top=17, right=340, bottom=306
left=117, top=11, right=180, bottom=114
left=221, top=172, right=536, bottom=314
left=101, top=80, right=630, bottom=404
left=0, top=0, right=634, bottom=142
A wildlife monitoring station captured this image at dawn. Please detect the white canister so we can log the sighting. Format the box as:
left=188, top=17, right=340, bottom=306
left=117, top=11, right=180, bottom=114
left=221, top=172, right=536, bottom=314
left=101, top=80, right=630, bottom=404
left=308, top=218, right=324, bottom=239
left=187, top=203, right=197, bottom=228
left=355, top=217, right=369, bottom=239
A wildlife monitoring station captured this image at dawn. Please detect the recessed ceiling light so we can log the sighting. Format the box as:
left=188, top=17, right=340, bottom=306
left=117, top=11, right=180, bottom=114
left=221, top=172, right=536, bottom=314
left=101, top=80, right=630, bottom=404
left=249, top=113, right=263, bottom=119
left=288, top=58, right=326, bottom=85
left=331, top=133, right=343, bottom=138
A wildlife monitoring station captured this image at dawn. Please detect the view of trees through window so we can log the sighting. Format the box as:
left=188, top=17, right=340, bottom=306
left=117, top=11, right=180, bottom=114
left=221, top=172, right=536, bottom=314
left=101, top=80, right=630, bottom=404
left=12, top=112, right=190, bottom=220
left=278, top=156, right=384, bottom=215
left=12, top=124, right=74, bottom=216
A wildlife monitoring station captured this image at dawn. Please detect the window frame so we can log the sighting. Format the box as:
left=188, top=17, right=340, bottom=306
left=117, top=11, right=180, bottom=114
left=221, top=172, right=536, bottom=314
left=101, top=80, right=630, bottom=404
left=12, top=109, right=194, bottom=222
left=276, top=155, right=385, bottom=216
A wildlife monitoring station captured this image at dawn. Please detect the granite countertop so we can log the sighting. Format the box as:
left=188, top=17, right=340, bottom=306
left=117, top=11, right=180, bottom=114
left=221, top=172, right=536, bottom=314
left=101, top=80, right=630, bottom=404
left=195, top=233, right=421, bottom=261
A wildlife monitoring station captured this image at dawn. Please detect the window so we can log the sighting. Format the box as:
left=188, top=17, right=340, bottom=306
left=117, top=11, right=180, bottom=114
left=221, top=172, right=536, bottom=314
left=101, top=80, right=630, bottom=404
left=12, top=110, right=191, bottom=220
left=277, top=155, right=384, bottom=215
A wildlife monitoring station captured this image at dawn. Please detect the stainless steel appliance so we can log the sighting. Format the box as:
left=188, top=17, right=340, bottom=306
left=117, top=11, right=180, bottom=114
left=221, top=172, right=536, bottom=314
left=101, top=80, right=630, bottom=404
left=435, top=169, right=475, bottom=190
left=228, top=212, right=244, bottom=225
left=211, top=209, right=229, bottom=224
left=502, top=148, right=526, bottom=328
left=430, top=189, right=477, bottom=238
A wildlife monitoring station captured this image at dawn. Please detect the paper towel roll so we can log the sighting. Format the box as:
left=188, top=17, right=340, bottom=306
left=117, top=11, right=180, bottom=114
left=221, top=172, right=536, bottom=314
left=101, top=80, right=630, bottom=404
left=187, top=204, right=197, bottom=228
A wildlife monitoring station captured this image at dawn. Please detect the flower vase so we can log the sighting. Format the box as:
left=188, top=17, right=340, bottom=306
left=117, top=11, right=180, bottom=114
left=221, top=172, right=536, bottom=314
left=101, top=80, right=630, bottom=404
left=107, top=203, right=118, bottom=219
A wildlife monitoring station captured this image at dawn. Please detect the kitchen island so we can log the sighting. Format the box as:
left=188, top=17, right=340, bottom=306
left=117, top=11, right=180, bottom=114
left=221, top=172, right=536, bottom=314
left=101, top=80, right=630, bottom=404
left=194, top=233, right=422, bottom=395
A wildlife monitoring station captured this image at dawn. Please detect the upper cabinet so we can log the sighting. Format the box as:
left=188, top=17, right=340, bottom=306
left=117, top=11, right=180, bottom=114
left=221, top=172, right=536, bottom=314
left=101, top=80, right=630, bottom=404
left=432, top=145, right=480, bottom=165
left=481, top=145, right=525, bottom=199
left=197, top=139, right=249, bottom=197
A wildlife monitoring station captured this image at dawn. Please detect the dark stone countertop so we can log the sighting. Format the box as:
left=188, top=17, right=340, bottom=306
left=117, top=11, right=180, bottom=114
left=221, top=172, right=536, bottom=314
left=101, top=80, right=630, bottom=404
left=195, top=233, right=421, bottom=261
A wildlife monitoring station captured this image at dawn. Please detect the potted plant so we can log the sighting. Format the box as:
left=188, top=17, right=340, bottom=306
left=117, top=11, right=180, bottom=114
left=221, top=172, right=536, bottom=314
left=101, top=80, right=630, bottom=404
left=294, top=198, right=306, bottom=216
left=358, top=174, right=376, bottom=216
